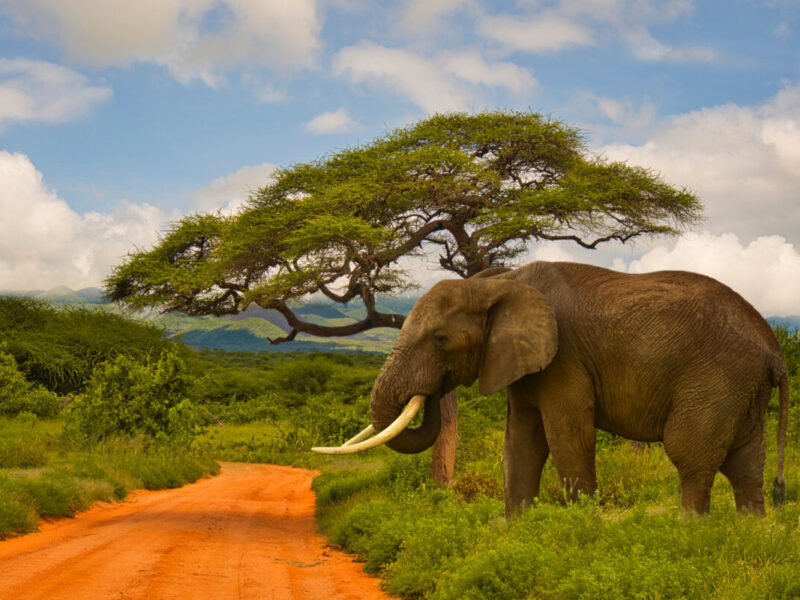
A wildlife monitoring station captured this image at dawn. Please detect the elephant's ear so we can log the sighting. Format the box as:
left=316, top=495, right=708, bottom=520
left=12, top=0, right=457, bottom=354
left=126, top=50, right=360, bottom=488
left=475, top=278, right=558, bottom=396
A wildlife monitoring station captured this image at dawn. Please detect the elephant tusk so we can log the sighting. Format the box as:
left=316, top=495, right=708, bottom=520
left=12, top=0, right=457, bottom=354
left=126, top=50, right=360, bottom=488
left=311, top=395, right=425, bottom=455
left=343, top=424, right=376, bottom=446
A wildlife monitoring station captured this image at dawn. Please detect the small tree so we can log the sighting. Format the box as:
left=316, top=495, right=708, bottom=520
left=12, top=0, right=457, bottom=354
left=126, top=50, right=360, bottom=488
left=107, top=111, right=701, bottom=483
left=66, top=350, right=202, bottom=447
left=0, top=345, right=59, bottom=418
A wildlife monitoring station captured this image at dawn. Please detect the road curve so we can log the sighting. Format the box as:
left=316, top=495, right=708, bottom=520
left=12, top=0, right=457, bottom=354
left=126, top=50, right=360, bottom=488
left=0, top=462, right=391, bottom=600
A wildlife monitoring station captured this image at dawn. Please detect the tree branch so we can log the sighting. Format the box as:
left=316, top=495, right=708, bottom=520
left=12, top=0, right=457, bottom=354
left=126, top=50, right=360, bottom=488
left=536, top=229, right=658, bottom=249
left=263, top=299, right=406, bottom=344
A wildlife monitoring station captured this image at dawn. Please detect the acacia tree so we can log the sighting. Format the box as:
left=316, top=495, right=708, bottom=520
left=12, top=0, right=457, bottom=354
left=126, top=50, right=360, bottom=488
left=107, top=111, right=701, bottom=484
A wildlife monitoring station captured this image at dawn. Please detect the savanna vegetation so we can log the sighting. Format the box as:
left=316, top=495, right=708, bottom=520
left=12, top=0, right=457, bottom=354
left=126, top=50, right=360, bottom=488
left=0, top=295, right=217, bottom=538
left=1, top=290, right=799, bottom=599
left=105, top=110, right=701, bottom=487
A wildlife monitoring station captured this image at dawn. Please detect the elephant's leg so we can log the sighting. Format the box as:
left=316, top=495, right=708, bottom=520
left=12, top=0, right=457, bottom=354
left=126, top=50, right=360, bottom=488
left=720, top=426, right=767, bottom=515
left=721, top=385, right=769, bottom=515
left=720, top=440, right=766, bottom=515
left=663, top=407, right=732, bottom=515
left=539, top=400, right=597, bottom=502
left=504, top=385, right=549, bottom=517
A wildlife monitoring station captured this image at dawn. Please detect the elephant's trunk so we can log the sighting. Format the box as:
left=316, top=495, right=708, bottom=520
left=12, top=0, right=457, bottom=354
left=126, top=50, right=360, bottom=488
left=368, top=350, right=443, bottom=454
left=309, top=345, right=445, bottom=456
left=370, top=392, right=442, bottom=454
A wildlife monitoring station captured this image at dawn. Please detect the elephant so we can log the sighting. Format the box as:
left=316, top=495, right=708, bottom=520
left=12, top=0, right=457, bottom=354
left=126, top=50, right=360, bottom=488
left=313, top=261, right=789, bottom=516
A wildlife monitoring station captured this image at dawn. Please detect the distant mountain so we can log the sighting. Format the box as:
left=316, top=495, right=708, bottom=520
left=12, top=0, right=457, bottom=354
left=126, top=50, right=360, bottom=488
left=221, top=305, right=290, bottom=331
left=75, top=287, right=109, bottom=304
left=0, top=286, right=108, bottom=305
left=3, top=285, right=413, bottom=353
left=34, top=286, right=85, bottom=304
left=295, top=303, right=350, bottom=319
left=173, top=326, right=396, bottom=353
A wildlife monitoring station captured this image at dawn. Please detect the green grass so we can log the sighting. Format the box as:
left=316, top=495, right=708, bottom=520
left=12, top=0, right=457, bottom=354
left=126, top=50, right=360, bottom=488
left=1, top=319, right=798, bottom=599
left=313, top=441, right=800, bottom=600
left=0, top=415, right=219, bottom=539
left=307, top=377, right=800, bottom=600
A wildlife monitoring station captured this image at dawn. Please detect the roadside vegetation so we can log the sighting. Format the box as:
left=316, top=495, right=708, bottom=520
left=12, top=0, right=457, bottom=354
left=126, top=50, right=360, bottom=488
left=0, top=296, right=217, bottom=539
left=2, top=294, right=799, bottom=599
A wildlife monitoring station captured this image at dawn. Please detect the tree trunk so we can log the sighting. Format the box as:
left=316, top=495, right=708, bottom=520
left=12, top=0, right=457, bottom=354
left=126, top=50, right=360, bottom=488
left=430, top=389, right=457, bottom=487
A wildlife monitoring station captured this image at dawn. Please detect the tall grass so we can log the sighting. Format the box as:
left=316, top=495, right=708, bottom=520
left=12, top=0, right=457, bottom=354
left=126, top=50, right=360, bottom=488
left=314, top=437, right=800, bottom=600
left=0, top=415, right=219, bottom=539
left=308, top=366, right=800, bottom=600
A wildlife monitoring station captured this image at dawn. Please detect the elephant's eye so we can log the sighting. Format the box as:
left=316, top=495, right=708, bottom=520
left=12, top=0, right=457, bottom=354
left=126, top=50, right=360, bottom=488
left=433, top=333, right=447, bottom=346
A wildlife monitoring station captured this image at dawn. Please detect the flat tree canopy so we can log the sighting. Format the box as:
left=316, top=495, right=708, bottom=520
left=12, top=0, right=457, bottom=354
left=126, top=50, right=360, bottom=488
left=106, top=111, right=701, bottom=340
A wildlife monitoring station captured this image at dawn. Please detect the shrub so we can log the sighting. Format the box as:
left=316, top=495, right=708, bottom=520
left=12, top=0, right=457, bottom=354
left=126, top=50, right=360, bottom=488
left=0, top=346, right=60, bottom=418
left=0, top=295, right=172, bottom=394
left=453, top=471, right=504, bottom=502
left=66, top=350, right=203, bottom=446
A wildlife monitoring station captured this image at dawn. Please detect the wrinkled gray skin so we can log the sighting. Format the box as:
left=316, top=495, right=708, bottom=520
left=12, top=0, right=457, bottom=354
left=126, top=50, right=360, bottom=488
left=370, top=261, right=788, bottom=516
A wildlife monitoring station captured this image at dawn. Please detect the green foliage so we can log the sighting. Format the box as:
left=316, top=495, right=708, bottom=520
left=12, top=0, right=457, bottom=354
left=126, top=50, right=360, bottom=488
left=0, top=415, right=219, bottom=539
left=66, top=350, right=203, bottom=446
left=774, top=325, right=800, bottom=377
left=106, top=111, right=700, bottom=346
left=453, top=471, right=504, bottom=502
left=0, top=345, right=60, bottom=418
left=308, top=358, right=800, bottom=600
left=0, top=295, right=171, bottom=394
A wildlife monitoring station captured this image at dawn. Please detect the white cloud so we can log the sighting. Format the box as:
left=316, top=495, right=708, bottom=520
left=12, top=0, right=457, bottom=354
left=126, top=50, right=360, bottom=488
left=622, top=26, right=719, bottom=63
left=399, top=0, right=475, bottom=31
left=0, top=151, right=166, bottom=290
left=600, top=84, right=800, bottom=246
left=477, top=13, right=595, bottom=53
left=2, top=0, right=321, bottom=86
left=333, top=43, right=471, bottom=113
left=332, top=42, right=536, bottom=113
left=440, top=52, right=537, bottom=95
left=479, top=0, right=718, bottom=63
left=303, top=108, right=358, bottom=135
left=0, top=58, right=111, bottom=130
left=570, top=91, right=658, bottom=143
left=613, top=231, right=800, bottom=316
left=192, top=163, right=277, bottom=215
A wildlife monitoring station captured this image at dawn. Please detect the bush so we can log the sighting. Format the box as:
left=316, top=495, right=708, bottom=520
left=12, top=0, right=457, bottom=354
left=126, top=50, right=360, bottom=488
left=66, top=349, right=203, bottom=446
left=0, top=346, right=60, bottom=418
left=453, top=471, right=504, bottom=502
left=0, top=295, right=172, bottom=394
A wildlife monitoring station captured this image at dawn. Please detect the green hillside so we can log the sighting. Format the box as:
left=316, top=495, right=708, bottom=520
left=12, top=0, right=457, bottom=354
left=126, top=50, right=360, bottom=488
left=11, top=286, right=408, bottom=353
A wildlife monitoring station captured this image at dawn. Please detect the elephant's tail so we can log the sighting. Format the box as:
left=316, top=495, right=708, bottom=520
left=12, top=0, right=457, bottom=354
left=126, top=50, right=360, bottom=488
left=773, top=367, right=789, bottom=506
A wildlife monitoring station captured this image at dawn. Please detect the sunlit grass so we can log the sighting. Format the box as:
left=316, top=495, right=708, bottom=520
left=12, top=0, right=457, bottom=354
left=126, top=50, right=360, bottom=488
left=0, top=416, right=218, bottom=539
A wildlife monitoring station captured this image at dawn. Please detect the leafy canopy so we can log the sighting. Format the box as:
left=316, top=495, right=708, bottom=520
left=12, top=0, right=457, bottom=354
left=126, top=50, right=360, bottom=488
left=106, top=111, right=701, bottom=340
left=0, top=295, right=173, bottom=394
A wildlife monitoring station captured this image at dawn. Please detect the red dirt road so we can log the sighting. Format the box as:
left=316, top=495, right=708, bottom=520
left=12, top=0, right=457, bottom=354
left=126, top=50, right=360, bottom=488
left=0, top=463, right=391, bottom=600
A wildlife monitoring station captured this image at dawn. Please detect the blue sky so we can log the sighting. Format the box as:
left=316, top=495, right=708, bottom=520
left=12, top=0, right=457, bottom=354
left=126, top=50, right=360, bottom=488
left=1, top=1, right=800, bottom=315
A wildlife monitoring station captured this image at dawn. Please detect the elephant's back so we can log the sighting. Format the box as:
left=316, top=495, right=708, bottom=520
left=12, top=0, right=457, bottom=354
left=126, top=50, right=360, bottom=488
left=512, top=261, right=782, bottom=384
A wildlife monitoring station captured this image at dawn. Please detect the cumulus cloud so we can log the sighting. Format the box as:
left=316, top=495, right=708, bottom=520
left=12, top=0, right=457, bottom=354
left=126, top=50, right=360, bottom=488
left=440, top=52, right=536, bottom=95
left=600, top=84, right=800, bottom=246
left=622, top=26, right=719, bottom=63
left=192, top=163, right=277, bottom=215
left=332, top=43, right=536, bottom=113
left=478, top=0, right=719, bottom=63
left=0, top=151, right=166, bottom=290
left=477, top=13, right=595, bottom=53
left=568, top=91, right=659, bottom=143
left=612, top=232, right=800, bottom=316
left=0, top=58, right=111, bottom=130
left=2, top=0, right=321, bottom=86
left=303, top=108, right=358, bottom=135
left=398, top=0, right=475, bottom=31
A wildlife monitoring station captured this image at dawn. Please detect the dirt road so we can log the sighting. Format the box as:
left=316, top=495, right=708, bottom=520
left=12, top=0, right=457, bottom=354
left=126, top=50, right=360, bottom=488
left=0, top=463, right=391, bottom=600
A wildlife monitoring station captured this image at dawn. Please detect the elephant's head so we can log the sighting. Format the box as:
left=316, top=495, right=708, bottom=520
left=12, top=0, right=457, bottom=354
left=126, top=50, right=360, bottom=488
left=312, top=275, right=558, bottom=455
